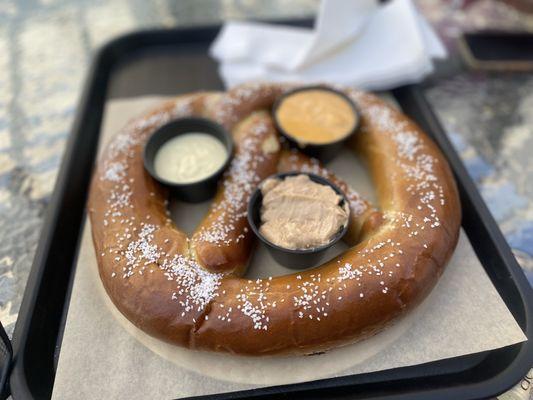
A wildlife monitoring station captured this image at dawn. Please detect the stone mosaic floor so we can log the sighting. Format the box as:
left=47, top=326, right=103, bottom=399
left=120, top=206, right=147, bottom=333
left=426, top=73, right=533, bottom=279
left=0, top=0, right=531, bottom=364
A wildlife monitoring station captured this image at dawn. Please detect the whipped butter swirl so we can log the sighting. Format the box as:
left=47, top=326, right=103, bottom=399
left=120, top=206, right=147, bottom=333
left=259, top=175, right=349, bottom=250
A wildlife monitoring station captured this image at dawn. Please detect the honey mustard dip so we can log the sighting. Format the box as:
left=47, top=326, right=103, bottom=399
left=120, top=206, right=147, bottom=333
left=275, top=89, right=357, bottom=145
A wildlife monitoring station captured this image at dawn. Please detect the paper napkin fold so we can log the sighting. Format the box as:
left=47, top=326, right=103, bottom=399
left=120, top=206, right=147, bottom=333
left=210, top=0, right=446, bottom=90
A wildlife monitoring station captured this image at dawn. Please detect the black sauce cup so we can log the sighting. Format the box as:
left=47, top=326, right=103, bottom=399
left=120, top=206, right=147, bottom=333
left=143, top=117, right=233, bottom=203
left=247, top=172, right=350, bottom=270
left=273, top=85, right=361, bottom=163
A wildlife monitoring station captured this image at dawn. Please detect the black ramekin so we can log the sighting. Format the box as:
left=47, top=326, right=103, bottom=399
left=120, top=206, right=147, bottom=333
left=273, top=85, right=361, bottom=163
left=247, top=172, right=350, bottom=270
left=143, top=117, right=233, bottom=203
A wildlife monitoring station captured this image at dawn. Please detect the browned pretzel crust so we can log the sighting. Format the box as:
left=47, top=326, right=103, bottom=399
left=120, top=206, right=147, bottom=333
left=89, top=83, right=461, bottom=355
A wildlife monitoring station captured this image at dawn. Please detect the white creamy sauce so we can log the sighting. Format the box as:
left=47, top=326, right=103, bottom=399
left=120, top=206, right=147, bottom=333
left=154, top=133, right=227, bottom=184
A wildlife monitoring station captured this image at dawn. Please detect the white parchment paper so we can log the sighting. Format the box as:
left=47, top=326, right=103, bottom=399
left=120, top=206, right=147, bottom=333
left=51, top=97, right=527, bottom=400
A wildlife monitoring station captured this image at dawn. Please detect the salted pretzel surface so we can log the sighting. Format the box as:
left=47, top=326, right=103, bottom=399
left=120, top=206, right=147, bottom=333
left=89, top=84, right=461, bottom=355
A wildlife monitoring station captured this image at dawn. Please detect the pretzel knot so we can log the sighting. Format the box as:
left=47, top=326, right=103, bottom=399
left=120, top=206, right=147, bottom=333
left=89, top=83, right=460, bottom=355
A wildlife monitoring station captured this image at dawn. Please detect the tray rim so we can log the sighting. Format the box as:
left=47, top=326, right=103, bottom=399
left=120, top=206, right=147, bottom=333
left=8, top=23, right=533, bottom=400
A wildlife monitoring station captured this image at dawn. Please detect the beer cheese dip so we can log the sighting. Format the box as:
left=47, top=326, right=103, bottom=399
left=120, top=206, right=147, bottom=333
left=275, top=89, right=357, bottom=145
left=259, top=175, right=349, bottom=250
left=154, top=133, right=227, bottom=184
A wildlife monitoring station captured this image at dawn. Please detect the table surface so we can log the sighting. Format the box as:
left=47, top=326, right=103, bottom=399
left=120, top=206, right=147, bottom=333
left=0, top=0, right=531, bottom=390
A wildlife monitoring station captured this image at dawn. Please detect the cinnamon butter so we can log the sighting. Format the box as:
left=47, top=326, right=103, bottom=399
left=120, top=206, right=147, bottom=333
left=259, top=174, right=349, bottom=250
left=275, top=89, right=357, bottom=145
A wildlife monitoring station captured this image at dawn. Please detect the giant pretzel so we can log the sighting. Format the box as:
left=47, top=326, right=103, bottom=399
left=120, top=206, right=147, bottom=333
left=89, top=83, right=461, bottom=355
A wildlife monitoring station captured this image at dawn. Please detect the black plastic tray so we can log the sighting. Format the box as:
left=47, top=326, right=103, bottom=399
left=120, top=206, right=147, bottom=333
left=5, top=22, right=532, bottom=400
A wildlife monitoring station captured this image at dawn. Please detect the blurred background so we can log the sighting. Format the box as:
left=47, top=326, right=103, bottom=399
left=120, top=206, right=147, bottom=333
left=0, top=0, right=531, bottom=344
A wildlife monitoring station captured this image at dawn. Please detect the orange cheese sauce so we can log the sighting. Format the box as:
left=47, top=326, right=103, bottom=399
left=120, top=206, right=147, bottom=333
left=276, top=90, right=357, bottom=144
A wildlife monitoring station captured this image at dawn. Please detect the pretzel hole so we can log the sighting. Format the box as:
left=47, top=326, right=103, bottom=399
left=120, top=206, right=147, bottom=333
left=165, top=146, right=378, bottom=279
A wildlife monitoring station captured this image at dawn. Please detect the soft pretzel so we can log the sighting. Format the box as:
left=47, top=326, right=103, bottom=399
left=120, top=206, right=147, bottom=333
left=89, top=83, right=460, bottom=355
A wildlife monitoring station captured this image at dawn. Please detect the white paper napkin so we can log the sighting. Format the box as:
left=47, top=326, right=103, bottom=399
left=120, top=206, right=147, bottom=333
left=210, top=0, right=447, bottom=90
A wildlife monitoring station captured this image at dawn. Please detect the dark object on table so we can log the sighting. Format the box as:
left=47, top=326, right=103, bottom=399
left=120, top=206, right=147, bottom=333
left=0, top=321, right=12, bottom=400
left=459, top=31, right=533, bottom=71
